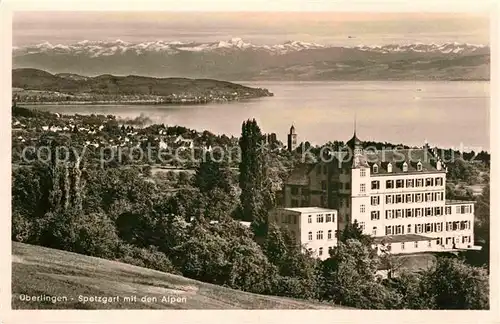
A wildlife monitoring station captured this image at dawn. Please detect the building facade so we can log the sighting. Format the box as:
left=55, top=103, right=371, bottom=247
left=269, top=207, right=338, bottom=260
left=282, top=131, right=478, bottom=255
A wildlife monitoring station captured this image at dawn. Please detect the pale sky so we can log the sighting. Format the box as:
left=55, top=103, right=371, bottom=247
left=13, top=12, right=489, bottom=47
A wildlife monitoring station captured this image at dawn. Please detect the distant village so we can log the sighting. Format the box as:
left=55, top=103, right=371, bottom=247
left=11, top=105, right=283, bottom=170
left=13, top=87, right=272, bottom=105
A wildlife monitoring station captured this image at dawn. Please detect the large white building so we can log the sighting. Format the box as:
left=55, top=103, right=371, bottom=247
left=280, top=129, right=479, bottom=256
left=269, top=207, right=338, bottom=260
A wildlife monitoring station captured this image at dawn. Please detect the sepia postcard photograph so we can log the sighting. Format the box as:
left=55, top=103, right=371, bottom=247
left=1, top=0, right=499, bottom=322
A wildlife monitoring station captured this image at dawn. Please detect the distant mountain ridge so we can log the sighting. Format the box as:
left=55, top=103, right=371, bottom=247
left=14, top=38, right=488, bottom=56
left=13, top=38, right=490, bottom=81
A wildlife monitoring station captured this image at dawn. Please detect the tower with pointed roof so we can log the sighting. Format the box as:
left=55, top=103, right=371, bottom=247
left=346, top=115, right=365, bottom=168
left=347, top=121, right=371, bottom=232
left=287, top=124, right=297, bottom=152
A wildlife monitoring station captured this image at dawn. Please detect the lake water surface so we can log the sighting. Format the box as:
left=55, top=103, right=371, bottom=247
left=32, top=81, right=490, bottom=151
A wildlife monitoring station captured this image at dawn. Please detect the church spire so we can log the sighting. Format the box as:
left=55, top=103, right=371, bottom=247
left=354, top=112, right=357, bottom=136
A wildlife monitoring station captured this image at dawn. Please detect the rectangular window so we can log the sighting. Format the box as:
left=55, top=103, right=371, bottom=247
left=360, top=205, right=366, bottom=213
left=416, top=194, right=422, bottom=203
left=435, top=177, right=443, bottom=186
left=308, top=232, right=313, bottom=241
left=371, top=211, right=380, bottom=221
left=407, top=224, right=412, bottom=233
left=317, top=214, right=324, bottom=223
left=415, top=241, right=419, bottom=248
left=386, top=195, right=393, bottom=204
left=360, top=168, right=366, bottom=177
left=316, top=231, right=324, bottom=240
left=406, top=209, right=413, bottom=218
left=326, top=214, right=332, bottom=222
left=435, top=207, right=442, bottom=216
left=371, top=196, right=380, bottom=206
left=360, top=184, right=366, bottom=193
left=405, top=194, right=412, bottom=203
left=416, top=224, right=423, bottom=234
left=396, top=179, right=404, bottom=188
left=425, top=223, right=432, bottom=233
left=401, top=242, right=405, bottom=250
left=396, top=194, right=403, bottom=204
left=385, top=226, right=392, bottom=235
left=456, top=206, right=461, bottom=214
left=416, top=208, right=422, bottom=217
left=371, top=180, right=380, bottom=190
left=396, top=209, right=402, bottom=218
left=328, top=230, right=333, bottom=240
left=425, top=207, right=433, bottom=217
left=416, top=179, right=424, bottom=187
left=406, top=179, right=414, bottom=187
left=446, top=206, right=451, bottom=215
left=425, top=192, right=432, bottom=202
left=395, top=225, right=403, bottom=235
left=360, top=222, right=365, bottom=231
left=386, top=210, right=393, bottom=219
left=426, top=178, right=434, bottom=187
left=436, top=222, right=443, bottom=232
left=386, top=180, right=394, bottom=189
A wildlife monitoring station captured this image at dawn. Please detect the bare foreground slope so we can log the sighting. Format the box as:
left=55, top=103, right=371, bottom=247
left=12, top=242, right=343, bottom=309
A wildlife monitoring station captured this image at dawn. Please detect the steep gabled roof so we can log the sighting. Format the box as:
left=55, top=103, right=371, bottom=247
left=366, top=149, right=443, bottom=175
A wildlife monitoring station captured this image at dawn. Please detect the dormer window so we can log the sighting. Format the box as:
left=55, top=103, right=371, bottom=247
left=436, top=160, right=442, bottom=171
left=417, top=161, right=423, bottom=171
left=402, top=162, right=408, bottom=172
left=373, top=164, right=378, bottom=174
left=387, top=163, right=393, bottom=173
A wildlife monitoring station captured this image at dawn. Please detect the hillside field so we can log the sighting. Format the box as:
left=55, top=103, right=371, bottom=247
left=12, top=242, right=345, bottom=309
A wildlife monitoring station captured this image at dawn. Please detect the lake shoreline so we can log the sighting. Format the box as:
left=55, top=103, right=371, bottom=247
left=20, top=81, right=489, bottom=150
left=14, top=97, right=272, bottom=106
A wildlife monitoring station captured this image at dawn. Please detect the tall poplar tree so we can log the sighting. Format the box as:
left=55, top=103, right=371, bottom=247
left=239, top=119, right=274, bottom=236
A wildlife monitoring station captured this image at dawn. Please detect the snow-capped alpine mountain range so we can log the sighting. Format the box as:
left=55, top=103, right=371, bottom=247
left=13, top=38, right=488, bottom=56
left=13, top=38, right=490, bottom=81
